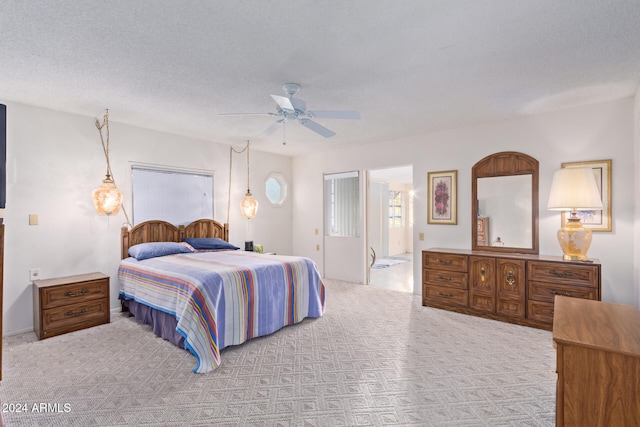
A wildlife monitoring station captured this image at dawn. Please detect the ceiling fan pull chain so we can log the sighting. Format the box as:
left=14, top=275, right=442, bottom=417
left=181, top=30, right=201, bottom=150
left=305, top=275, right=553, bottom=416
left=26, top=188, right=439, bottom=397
left=282, top=122, right=286, bottom=145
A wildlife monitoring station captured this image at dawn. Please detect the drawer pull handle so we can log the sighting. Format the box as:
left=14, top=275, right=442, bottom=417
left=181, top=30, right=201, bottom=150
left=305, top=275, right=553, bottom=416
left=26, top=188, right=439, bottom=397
left=549, top=270, right=573, bottom=278
left=480, top=268, right=486, bottom=283
left=436, top=274, right=452, bottom=281
left=436, top=259, right=452, bottom=265
left=549, top=309, right=554, bottom=315
left=550, top=290, right=573, bottom=297
left=437, top=292, right=454, bottom=298
left=64, top=289, right=88, bottom=297
left=65, top=308, right=88, bottom=317
left=506, top=271, right=516, bottom=286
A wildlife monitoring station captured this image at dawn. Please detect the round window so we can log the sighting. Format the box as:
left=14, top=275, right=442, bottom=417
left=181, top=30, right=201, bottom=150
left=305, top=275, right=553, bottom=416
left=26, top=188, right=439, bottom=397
left=265, top=172, right=288, bottom=205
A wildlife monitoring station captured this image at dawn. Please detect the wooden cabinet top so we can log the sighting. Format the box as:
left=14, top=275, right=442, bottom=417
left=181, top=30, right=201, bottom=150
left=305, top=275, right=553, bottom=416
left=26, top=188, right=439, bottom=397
left=33, top=272, right=109, bottom=289
left=423, top=248, right=600, bottom=266
left=553, top=296, right=640, bottom=357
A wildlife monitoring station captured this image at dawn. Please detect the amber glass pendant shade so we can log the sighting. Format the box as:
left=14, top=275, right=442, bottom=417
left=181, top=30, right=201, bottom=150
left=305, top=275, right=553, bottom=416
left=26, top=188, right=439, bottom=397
left=240, top=190, right=258, bottom=219
left=92, top=174, right=123, bottom=215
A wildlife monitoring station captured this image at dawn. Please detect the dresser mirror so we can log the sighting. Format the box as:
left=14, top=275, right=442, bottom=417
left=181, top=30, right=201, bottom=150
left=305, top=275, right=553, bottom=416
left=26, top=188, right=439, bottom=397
left=471, top=151, right=539, bottom=254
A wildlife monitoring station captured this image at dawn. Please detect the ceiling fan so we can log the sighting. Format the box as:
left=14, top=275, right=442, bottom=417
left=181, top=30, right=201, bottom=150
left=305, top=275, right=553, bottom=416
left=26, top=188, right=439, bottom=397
left=220, top=83, right=360, bottom=138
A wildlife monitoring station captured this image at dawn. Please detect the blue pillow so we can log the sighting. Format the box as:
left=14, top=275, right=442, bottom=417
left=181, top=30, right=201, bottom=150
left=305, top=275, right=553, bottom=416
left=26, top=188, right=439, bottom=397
left=183, top=237, right=239, bottom=251
left=128, top=242, right=193, bottom=260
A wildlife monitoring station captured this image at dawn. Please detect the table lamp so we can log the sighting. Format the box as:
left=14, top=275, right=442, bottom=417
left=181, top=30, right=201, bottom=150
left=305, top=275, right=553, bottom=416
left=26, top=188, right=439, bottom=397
left=547, top=167, right=603, bottom=261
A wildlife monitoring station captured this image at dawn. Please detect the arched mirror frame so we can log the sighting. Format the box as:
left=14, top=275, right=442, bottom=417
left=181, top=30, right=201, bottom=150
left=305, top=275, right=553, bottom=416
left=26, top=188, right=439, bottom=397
left=471, top=151, right=539, bottom=254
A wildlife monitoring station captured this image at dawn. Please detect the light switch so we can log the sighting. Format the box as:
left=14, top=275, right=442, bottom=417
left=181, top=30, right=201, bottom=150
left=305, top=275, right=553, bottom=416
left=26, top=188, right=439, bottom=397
left=418, top=232, right=424, bottom=241
left=29, top=214, right=39, bottom=225
left=314, top=228, right=318, bottom=235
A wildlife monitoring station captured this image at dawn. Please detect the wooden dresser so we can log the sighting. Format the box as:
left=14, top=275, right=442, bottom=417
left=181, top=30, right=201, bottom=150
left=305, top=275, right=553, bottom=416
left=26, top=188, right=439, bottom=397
left=422, top=248, right=601, bottom=330
left=33, top=272, right=110, bottom=339
left=553, top=296, right=640, bottom=426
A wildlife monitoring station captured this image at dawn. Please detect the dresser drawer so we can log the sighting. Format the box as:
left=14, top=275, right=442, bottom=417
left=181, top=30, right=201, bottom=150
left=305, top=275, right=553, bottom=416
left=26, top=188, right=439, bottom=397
left=39, top=278, right=109, bottom=310
left=497, top=297, right=525, bottom=318
left=424, top=284, right=468, bottom=307
left=527, top=300, right=555, bottom=324
left=470, top=293, right=495, bottom=312
left=529, top=281, right=597, bottom=303
left=40, top=298, right=109, bottom=338
left=423, top=252, right=468, bottom=272
left=423, top=269, right=468, bottom=290
left=527, top=262, right=599, bottom=287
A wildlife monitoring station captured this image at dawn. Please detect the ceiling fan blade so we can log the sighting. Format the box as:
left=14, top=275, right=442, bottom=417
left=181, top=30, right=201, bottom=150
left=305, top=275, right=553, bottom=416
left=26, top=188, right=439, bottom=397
left=270, top=95, right=295, bottom=111
left=308, top=110, right=360, bottom=120
left=299, top=119, right=336, bottom=138
left=260, top=119, right=284, bottom=137
left=219, top=112, right=277, bottom=116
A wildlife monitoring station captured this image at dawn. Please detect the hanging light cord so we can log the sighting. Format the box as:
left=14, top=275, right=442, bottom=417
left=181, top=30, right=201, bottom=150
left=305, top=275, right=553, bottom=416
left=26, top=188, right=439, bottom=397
left=246, top=140, right=251, bottom=192
left=227, top=140, right=250, bottom=224
left=95, top=109, right=131, bottom=227
left=95, top=110, right=112, bottom=178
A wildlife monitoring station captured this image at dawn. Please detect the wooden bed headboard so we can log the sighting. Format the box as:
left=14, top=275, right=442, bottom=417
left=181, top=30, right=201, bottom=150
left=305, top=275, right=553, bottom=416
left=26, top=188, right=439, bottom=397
left=121, top=219, right=230, bottom=259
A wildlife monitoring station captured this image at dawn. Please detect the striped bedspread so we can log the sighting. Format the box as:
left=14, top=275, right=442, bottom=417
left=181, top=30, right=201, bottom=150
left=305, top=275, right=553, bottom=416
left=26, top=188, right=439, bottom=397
left=118, top=250, right=325, bottom=373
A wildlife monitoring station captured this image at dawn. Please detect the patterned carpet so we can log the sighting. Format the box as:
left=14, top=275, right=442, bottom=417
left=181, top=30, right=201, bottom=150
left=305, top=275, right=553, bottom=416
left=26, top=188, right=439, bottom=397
left=0, top=279, right=556, bottom=426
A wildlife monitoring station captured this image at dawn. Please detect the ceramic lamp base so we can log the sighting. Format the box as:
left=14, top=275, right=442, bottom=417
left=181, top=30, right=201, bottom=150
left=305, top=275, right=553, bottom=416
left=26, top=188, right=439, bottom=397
left=557, top=215, right=592, bottom=261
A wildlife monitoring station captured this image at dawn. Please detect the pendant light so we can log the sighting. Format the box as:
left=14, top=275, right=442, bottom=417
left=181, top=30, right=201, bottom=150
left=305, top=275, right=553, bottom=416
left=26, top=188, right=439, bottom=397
left=92, top=109, right=123, bottom=216
left=240, top=140, right=258, bottom=219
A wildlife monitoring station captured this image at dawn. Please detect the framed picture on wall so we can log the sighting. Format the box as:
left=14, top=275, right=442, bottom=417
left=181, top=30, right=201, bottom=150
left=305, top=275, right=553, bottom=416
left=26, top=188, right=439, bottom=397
left=561, top=159, right=612, bottom=232
left=427, top=170, right=457, bottom=225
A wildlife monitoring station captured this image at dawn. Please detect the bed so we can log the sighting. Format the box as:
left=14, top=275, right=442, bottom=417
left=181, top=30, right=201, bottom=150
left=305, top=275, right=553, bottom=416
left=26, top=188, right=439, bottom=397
left=118, top=219, right=325, bottom=373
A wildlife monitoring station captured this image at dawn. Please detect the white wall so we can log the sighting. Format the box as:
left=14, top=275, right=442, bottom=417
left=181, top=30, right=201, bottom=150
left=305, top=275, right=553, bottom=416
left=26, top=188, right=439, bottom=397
left=293, top=97, right=637, bottom=306
left=3, top=102, right=292, bottom=334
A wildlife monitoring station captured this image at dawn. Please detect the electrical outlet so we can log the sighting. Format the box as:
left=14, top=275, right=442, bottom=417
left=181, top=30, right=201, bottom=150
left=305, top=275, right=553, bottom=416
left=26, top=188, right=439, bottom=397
left=29, top=268, right=41, bottom=281
left=418, top=232, right=425, bottom=241
left=316, top=244, right=320, bottom=251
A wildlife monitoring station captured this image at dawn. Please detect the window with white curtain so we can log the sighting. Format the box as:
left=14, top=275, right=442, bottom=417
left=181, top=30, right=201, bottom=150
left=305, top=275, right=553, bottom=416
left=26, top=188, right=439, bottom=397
left=132, top=165, right=214, bottom=226
left=324, top=171, right=359, bottom=237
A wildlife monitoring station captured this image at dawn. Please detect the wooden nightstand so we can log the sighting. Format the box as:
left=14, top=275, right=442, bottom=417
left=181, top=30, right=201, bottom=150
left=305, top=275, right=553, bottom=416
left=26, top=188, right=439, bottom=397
left=33, top=272, right=110, bottom=339
left=553, top=296, right=640, bottom=425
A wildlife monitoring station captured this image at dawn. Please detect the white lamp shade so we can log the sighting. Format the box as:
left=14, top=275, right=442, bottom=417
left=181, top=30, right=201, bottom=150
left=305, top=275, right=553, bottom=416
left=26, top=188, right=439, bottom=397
left=547, top=168, right=603, bottom=211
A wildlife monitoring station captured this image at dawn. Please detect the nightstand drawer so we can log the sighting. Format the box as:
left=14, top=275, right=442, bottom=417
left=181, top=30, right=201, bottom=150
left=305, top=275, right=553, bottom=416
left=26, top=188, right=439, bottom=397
left=41, top=299, right=109, bottom=338
left=527, top=262, right=599, bottom=287
left=39, top=279, right=109, bottom=309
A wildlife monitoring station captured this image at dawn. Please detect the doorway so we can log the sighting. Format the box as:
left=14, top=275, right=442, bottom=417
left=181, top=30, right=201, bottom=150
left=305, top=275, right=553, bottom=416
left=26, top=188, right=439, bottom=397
left=367, top=166, right=413, bottom=292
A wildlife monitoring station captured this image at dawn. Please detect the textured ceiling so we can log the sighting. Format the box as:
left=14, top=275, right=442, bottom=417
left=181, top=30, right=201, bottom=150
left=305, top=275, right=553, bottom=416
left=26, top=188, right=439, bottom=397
left=2, top=1, right=640, bottom=157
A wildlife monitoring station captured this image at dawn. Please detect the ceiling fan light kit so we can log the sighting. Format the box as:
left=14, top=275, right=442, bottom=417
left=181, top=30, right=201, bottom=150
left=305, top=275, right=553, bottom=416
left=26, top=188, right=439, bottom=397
left=221, top=83, right=360, bottom=139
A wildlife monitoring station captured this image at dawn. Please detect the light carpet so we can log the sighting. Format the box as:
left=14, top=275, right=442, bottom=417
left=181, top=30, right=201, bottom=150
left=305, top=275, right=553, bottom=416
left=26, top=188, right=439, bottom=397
left=0, top=279, right=556, bottom=426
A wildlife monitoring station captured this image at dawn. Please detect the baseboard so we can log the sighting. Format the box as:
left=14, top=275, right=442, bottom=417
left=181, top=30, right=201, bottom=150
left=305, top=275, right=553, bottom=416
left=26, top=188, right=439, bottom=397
left=4, top=326, right=36, bottom=337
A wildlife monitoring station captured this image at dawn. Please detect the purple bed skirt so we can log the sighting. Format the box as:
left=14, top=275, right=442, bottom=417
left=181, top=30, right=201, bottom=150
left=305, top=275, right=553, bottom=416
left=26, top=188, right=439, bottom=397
left=122, top=299, right=185, bottom=348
